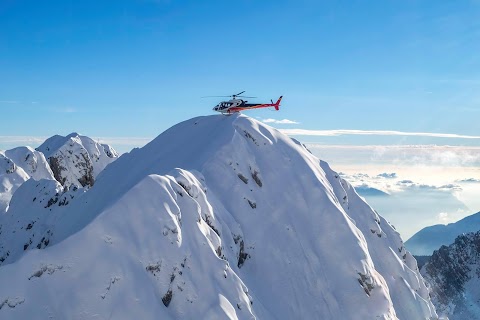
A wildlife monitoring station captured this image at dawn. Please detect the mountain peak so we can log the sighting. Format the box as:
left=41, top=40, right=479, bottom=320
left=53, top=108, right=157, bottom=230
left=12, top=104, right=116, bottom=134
left=0, top=115, right=437, bottom=319
left=36, top=132, right=119, bottom=188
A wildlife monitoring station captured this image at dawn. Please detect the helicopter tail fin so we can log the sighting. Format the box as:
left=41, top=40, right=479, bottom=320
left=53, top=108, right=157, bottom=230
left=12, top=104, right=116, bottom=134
left=274, top=96, right=283, bottom=110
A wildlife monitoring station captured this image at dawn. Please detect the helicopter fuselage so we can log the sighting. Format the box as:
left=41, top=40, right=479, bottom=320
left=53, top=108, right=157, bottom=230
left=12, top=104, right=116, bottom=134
left=213, top=96, right=282, bottom=114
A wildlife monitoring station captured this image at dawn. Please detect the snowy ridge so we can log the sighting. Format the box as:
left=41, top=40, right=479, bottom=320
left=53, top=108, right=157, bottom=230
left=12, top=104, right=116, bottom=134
left=36, top=133, right=119, bottom=188
left=0, top=115, right=437, bottom=319
left=0, top=179, right=83, bottom=265
left=320, top=161, right=436, bottom=319
left=0, top=147, right=54, bottom=213
left=4, top=146, right=54, bottom=181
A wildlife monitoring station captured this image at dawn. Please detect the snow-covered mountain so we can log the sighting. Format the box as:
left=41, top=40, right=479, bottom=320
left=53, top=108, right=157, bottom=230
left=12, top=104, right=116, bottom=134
left=406, top=211, right=480, bottom=255
left=0, top=134, right=118, bottom=214
left=0, top=115, right=437, bottom=319
left=422, top=231, right=480, bottom=319
left=36, top=132, right=119, bottom=188
left=0, top=147, right=54, bottom=213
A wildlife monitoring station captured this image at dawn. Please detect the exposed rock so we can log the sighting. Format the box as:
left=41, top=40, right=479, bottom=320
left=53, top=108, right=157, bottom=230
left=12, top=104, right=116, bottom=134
left=37, top=133, right=118, bottom=188
left=422, top=231, right=480, bottom=319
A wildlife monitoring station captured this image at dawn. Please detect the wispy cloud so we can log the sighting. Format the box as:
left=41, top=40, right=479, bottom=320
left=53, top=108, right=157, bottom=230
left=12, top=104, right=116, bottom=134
left=456, top=178, right=480, bottom=183
left=377, top=173, right=397, bottom=179
left=281, top=129, right=480, bottom=139
left=306, top=144, right=480, bottom=167
left=0, top=101, right=38, bottom=105
left=263, top=118, right=300, bottom=124
left=0, top=100, right=20, bottom=104
left=0, top=136, right=47, bottom=144
left=395, top=180, right=462, bottom=192
left=0, top=136, right=47, bottom=150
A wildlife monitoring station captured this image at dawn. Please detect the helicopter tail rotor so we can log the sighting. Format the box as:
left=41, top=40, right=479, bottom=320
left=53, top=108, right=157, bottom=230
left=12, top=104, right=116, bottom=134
left=274, top=96, right=283, bottom=110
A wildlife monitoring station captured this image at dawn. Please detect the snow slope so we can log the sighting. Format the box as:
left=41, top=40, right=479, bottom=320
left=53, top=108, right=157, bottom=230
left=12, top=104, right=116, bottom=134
left=36, top=133, right=119, bottom=188
left=0, top=147, right=54, bottom=213
left=4, top=147, right=54, bottom=181
left=406, top=211, right=480, bottom=255
left=0, top=115, right=437, bottom=319
left=0, top=178, right=82, bottom=265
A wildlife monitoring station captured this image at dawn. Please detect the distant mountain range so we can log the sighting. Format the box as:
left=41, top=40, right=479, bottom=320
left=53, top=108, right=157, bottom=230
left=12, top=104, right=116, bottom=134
left=406, top=212, right=480, bottom=319
left=354, top=184, right=390, bottom=197
left=406, top=211, right=480, bottom=255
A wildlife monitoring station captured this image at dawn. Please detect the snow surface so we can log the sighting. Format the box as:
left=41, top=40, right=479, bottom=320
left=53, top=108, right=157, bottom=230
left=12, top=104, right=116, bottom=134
left=0, top=147, right=54, bottom=213
left=0, top=115, right=437, bottom=319
left=36, top=133, right=119, bottom=188
left=406, top=211, right=480, bottom=255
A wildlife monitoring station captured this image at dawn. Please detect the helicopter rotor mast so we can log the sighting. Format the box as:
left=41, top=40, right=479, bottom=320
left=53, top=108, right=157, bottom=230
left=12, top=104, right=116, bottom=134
left=232, top=91, right=245, bottom=99
left=231, top=91, right=257, bottom=100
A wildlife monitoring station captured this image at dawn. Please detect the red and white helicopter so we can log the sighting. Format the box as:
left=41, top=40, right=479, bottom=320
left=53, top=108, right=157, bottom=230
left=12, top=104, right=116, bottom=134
left=211, top=91, right=282, bottom=115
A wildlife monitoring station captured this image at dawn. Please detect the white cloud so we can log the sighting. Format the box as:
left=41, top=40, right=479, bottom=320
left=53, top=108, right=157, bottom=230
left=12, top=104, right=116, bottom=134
left=340, top=170, right=471, bottom=238
left=437, top=212, right=450, bottom=223
left=456, top=178, right=480, bottom=183
left=263, top=118, right=300, bottom=124
left=439, top=184, right=462, bottom=191
left=0, top=136, right=47, bottom=146
left=280, top=129, right=480, bottom=139
left=377, top=173, right=397, bottom=179
left=306, top=144, right=480, bottom=167
left=0, top=100, right=19, bottom=104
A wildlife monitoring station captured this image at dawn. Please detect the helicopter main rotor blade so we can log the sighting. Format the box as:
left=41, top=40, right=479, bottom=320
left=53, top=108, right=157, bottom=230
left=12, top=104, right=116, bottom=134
left=201, top=96, right=232, bottom=98
left=201, top=91, right=256, bottom=98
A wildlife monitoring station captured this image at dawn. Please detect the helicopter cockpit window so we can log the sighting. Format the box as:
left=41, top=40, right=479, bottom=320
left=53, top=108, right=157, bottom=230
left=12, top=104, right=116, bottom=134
left=220, top=102, right=232, bottom=109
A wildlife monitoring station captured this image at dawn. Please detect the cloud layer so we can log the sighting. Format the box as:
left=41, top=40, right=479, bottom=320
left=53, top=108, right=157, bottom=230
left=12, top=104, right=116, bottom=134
left=262, top=118, right=300, bottom=124
left=307, top=144, right=480, bottom=167
left=340, top=171, right=471, bottom=239
left=456, top=178, right=480, bottom=183
left=281, top=128, right=480, bottom=139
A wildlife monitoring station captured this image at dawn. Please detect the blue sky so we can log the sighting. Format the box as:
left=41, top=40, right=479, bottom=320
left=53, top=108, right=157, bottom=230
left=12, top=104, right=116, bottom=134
left=1, top=0, right=480, bottom=144
left=1, top=0, right=480, bottom=237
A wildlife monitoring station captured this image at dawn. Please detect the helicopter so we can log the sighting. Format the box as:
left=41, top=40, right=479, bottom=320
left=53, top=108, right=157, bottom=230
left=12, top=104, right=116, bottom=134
left=210, top=91, right=283, bottom=115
